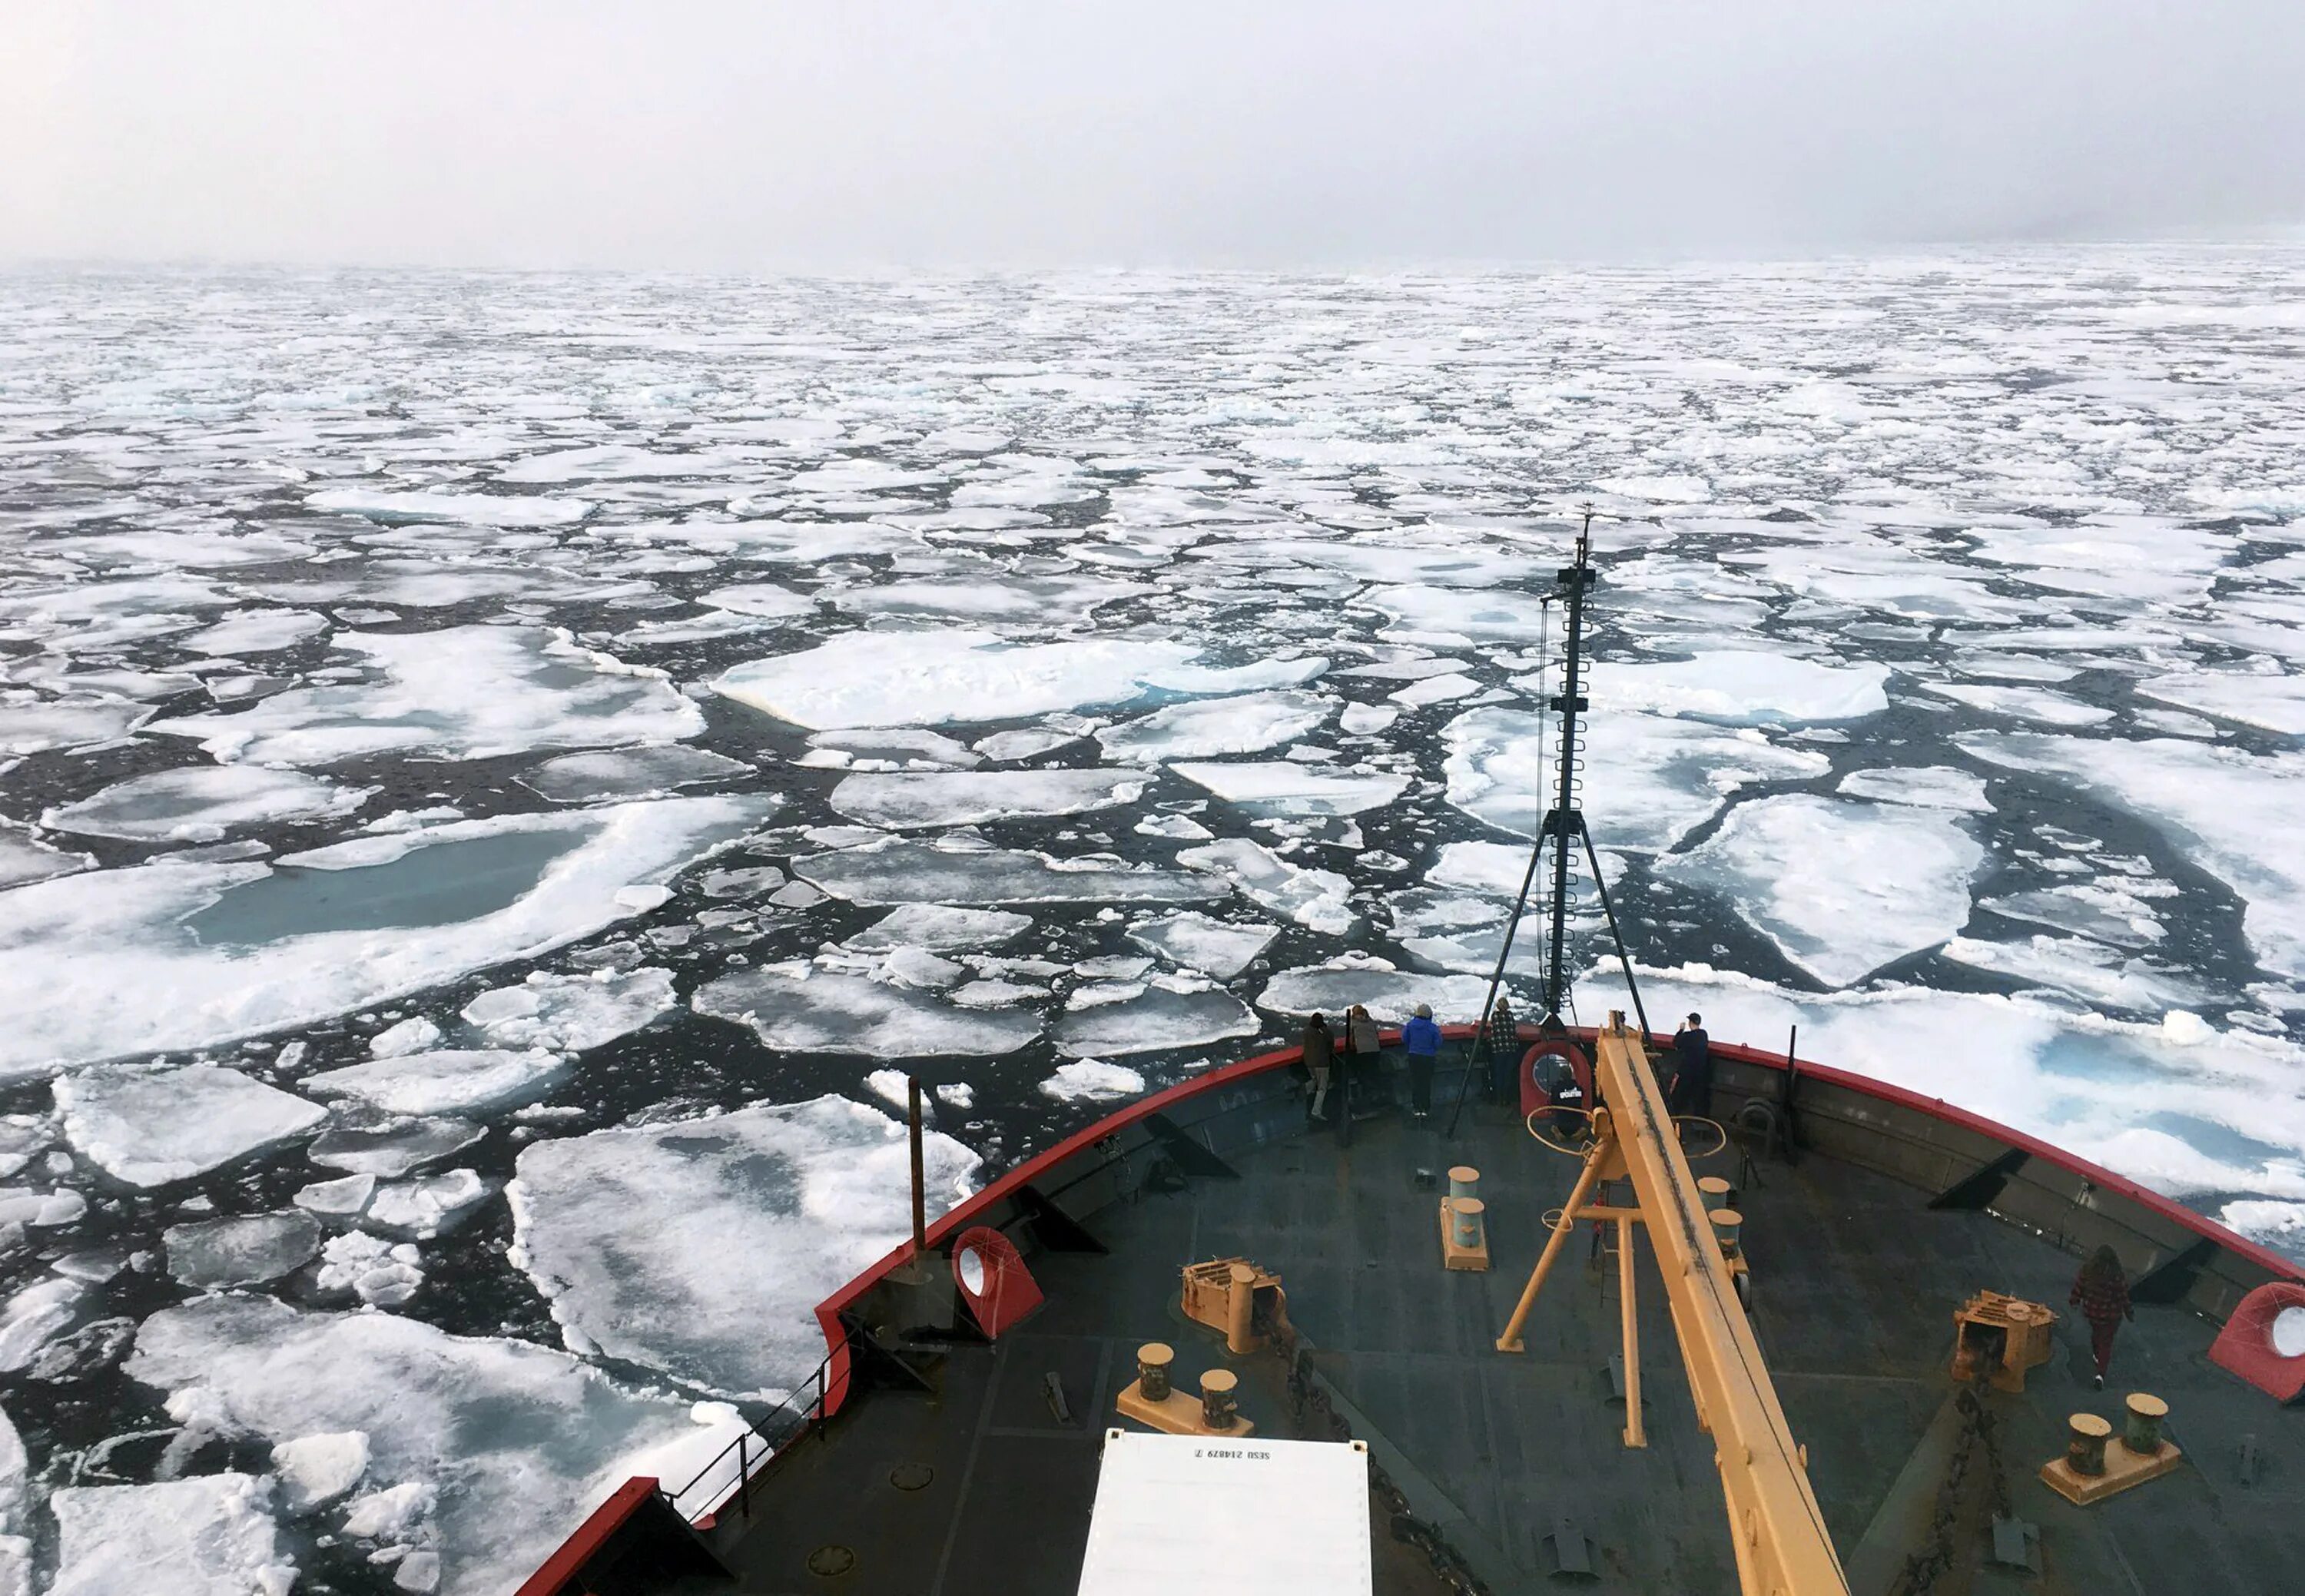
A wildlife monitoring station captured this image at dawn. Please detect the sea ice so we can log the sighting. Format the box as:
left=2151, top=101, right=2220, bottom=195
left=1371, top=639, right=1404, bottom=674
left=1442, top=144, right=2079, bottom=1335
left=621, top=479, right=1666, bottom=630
left=973, top=728, right=1085, bottom=762
left=517, top=745, right=753, bottom=803
left=154, top=626, right=704, bottom=765
left=48, top=1473, right=294, bottom=1596
left=315, top=1230, right=424, bottom=1306
left=1657, top=795, right=1982, bottom=987
left=1941, top=935, right=2204, bottom=1012
left=1961, top=732, right=2305, bottom=980
left=845, top=904, right=1032, bottom=952
left=179, top=609, right=328, bottom=657
left=693, top=964, right=1040, bottom=1057
left=1919, top=681, right=2113, bottom=727
left=1095, top=690, right=1332, bottom=762
left=164, top=1210, right=324, bottom=1289
left=2136, top=670, right=2305, bottom=736
left=1444, top=706, right=1828, bottom=851
left=1584, top=650, right=1889, bottom=724
left=306, top=486, right=592, bottom=526
left=795, top=838, right=1222, bottom=907
left=0, top=1279, right=83, bottom=1373
left=127, top=1294, right=744, bottom=1596
left=507, top=1096, right=980, bottom=1396
left=1355, top=584, right=1553, bottom=643
left=1836, top=765, right=1993, bottom=813
left=365, top=1170, right=492, bottom=1240
left=1127, top=911, right=1279, bottom=979
left=1039, top=1060, right=1148, bottom=1101
left=461, top=968, right=676, bottom=1052
left=55, top=1063, right=327, bottom=1186
left=1176, top=839, right=1355, bottom=934
left=828, top=769, right=1147, bottom=829
left=303, top=1051, right=569, bottom=1118
left=1257, top=963, right=1499, bottom=1021
left=0, top=826, right=91, bottom=891
left=42, top=765, right=371, bottom=842
left=1168, top=762, right=1409, bottom=817
left=0, top=795, right=768, bottom=1077
left=0, top=698, right=148, bottom=755
left=308, top=1115, right=488, bottom=1178
left=1051, top=986, right=1260, bottom=1057
left=274, top=1431, right=371, bottom=1510
left=714, top=627, right=1324, bottom=730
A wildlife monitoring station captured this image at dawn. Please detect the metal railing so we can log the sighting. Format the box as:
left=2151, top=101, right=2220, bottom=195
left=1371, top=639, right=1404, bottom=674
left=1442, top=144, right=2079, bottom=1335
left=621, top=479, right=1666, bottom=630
left=660, top=1345, right=839, bottom=1524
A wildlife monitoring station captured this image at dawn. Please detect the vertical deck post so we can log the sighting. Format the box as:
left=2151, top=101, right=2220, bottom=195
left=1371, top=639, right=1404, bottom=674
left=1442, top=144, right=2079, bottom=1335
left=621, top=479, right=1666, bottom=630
left=907, top=1076, right=927, bottom=1259
left=1618, top=1215, right=1646, bottom=1448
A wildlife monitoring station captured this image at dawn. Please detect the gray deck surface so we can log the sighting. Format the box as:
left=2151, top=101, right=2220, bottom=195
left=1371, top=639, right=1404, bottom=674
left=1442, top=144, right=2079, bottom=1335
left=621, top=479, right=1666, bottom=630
left=679, top=1089, right=2305, bottom=1596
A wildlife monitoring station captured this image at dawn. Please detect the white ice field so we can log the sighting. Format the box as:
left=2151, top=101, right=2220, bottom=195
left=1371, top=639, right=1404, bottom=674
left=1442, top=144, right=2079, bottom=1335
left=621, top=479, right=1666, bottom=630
left=2, top=254, right=2304, bottom=1591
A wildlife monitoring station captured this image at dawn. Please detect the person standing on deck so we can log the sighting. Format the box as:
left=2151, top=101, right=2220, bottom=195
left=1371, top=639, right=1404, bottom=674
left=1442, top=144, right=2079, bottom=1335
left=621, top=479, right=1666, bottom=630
left=1342, top=1003, right=1381, bottom=1114
left=1402, top=1003, right=1443, bottom=1120
left=1302, top=1012, right=1335, bottom=1122
left=2071, top=1245, right=2134, bottom=1389
left=1667, top=1013, right=1711, bottom=1116
left=1483, top=996, right=1519, bottom=1100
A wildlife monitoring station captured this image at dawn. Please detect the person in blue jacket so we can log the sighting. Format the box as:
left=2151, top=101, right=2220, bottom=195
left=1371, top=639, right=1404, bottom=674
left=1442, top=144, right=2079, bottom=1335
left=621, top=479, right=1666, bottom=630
left=1402, top=1002, right=1444, bottom=1119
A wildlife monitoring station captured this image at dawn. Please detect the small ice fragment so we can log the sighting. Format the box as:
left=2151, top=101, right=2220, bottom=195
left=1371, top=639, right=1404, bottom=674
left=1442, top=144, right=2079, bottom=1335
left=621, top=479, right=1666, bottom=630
left=1038, top=1059, right=1148, bottom=1102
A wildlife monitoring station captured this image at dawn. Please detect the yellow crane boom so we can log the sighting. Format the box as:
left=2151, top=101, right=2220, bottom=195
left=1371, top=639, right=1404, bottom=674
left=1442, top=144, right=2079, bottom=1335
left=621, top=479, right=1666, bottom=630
left=1496, top=1014, right=1849, bottom=1596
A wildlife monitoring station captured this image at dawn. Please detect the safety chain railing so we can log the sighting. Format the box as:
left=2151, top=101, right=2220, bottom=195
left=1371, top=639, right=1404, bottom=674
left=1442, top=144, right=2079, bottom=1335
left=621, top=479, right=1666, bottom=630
left=1261, top=1305, right=1490, bottom=1596
left=1889, top=1379, right=2011, bottom=1596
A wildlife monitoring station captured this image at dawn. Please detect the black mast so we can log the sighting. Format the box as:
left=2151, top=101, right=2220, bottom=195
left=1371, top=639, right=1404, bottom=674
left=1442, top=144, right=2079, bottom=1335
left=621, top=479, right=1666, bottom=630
left=1447, top=513, right=1649, bottom=1136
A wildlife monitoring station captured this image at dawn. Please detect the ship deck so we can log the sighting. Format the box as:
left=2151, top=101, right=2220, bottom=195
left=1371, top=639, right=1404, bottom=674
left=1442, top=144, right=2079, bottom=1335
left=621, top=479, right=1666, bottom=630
left=672, top=1084, right=2304, bottom=1596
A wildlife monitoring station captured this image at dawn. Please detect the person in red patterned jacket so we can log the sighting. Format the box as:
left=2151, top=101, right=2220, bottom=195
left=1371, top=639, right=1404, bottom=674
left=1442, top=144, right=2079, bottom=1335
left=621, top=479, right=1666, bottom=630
left=2070, top=1245, right=2134, bottom=1389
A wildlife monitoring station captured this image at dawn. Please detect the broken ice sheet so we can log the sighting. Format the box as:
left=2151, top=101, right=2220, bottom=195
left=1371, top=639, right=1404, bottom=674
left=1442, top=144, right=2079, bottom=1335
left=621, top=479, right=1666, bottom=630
left=0, top=825, right=91, bottom=891
left=1126, top=911, right=1279, bottom=979
left=1095, top=690, right=1332, bottom=762
left=517, top=745, right=752, bottom=802
left=508, top=1096, right=979, bottom=1396
left=460, top=967, right=676, bottom=1052
left=1836, top=765, right=1992, bottom=813
left=693, top=964, right=1040, bottom=1057
left=713, top=626, right=1325, bottom=730
left=1168, top=761, right=1408, bottom=817
left=827, top=768, right=1148, bottom=829
left=48, top=1473, right=295, bottom=1596
left=1051, top=984, right=1259, bottom=1057
left=0, top=795, right=769, bottom=1077
left=152, top=625, right=703, bottom=765
left=164, top=1210, right=324, bottom=1289
left=844, top=904, right=1032, bottom=952
left=1176, top=838, right=1354, bottom=934
left=0, top=697, right=148, bottom=755
left=1657, top=795, right=1984, bottom=987
left=41, top=765, right=372, bottom=842
left=127, top=1294, right=748, bottom=1596
left=56, top=1063, right=327, bottom=1187
left=794, top=838, right=1222, bottom=907
left=1582, top=649, right=1889, bottom=725
left=303, top=1050, right=570, bottom=1118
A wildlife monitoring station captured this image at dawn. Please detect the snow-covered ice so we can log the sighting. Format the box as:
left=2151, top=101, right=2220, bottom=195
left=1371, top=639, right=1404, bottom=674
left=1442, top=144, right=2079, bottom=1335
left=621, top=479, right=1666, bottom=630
left=303, top=1050, right=569, bottom=1117
left=1039, top=1060, right=1149, bottom=1102
left=42, top=765, right=371, bottom=842
left=1659, top=795, right=1984, bottom=987
left=829, top=769, right=1147, bottom=829
left=1177, top=838, right=1355, bottom=934
left=1585, top=651, right=1889, bottom=724
left=1127, top=911, right=1279, bottom=979
left=1096, top=691, right=1332, bottom=762
left=1051, top=985, right=1259, bottom=1057
left=507, top=1096, right=979, bottom=1395
left=1168, top=762, right=1409, bottom=817
left=56, top=1063, right=327, bottom=1186
left=461, top=968, right=676, bottom=1052
left=48, top=1474, right=294, bottom=1596
left=796, top=839, right=1222, bottom=907
left=694, top=964, right=1041, bottom=1056
left=518, top=745, right=753, bottom=803
left=1836, top=765, right=1994, bottom=813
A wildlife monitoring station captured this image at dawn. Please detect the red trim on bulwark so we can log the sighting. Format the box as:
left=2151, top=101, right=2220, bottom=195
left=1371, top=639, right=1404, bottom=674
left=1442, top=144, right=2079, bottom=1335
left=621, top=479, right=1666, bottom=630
left=513, top=1476, right=658, bottom=1596
left=950, top=1225, right=1044, bottom=1339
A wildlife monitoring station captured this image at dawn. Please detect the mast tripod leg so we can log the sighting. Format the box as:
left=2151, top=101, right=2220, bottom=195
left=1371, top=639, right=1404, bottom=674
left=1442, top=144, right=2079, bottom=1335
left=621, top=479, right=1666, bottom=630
left=1497, top=1136, right=1612, bottom=1353
left=1579, top=824, right=1650, bottom=1040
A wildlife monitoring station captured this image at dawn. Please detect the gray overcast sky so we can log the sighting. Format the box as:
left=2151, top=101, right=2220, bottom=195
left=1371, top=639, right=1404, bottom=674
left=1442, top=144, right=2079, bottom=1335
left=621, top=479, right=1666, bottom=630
left=5, top=2, right=2302, bottom=269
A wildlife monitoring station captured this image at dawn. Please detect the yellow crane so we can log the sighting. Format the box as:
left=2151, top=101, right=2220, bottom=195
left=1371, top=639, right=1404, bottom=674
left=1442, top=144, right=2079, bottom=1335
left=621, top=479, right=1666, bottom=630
left=1496, top=1014, right=1849, bottom=1596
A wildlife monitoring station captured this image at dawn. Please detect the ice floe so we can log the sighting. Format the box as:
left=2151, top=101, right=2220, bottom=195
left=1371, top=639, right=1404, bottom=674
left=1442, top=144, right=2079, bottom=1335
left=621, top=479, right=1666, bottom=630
left=179, top=608, right=328, bottom=657
left=1168, top=762, right=1409, bottom=817
left=1962, top=732, right=2305, bottom=980
left=0, top=826, right=91, bottom=891
left=1657, top=795, right=1983, bottom=987
left=1585, top=650, right=1889, bottom=724
left=517, top=745, right=752, bottom=803
left=461, top=968, right=676, bottom=1052
left=164, top=1211, right=324, bottom=1289
left=48, top=1473, right=294, bottom=1596
left=1836, top=765, right=1993, bottom=813
left=1039, top=1060, right=1149, bottom=1102
left=1126, top=911, right=1279, bottom=978
left=307, top=486, right=591, bottom=526
left=714, top=627, right=1323, bottom=730
left=2136, top=670, right=2305, bottom=736
left=1051, top=985, right=1259, bottom=1057
left=126, top=1294, right=744, bottom=1596
left=795, top=838, right=1222, bottom=907
left=1258, top=961, right=1500, bottom=1021
left=507, top=1096, right=978, bottom=1395
left=1920, top=680, right=2113, bottom=728
left=56, top=1063, right=327, bottom=1186
left=1176, top=838, right=1355, bottom=934
left=846, top=904, right=1031, bottom=951
left=1096, top=690, right=1332, bottom=762
left=0, top=698, right=148, bottom=755
left=828, top=768, right=1147, bottom=829
left=0, top=795, right=767, bottom=1076
left=154, top=625, right=703, bottom=765
left=303, top=1051, right=569, bottom=1118
left=694, top=964, right=1040, bottom=1056
left=1444, top=706, right=1827, bottom=851
left=42, top=765, right=371, bottom=842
